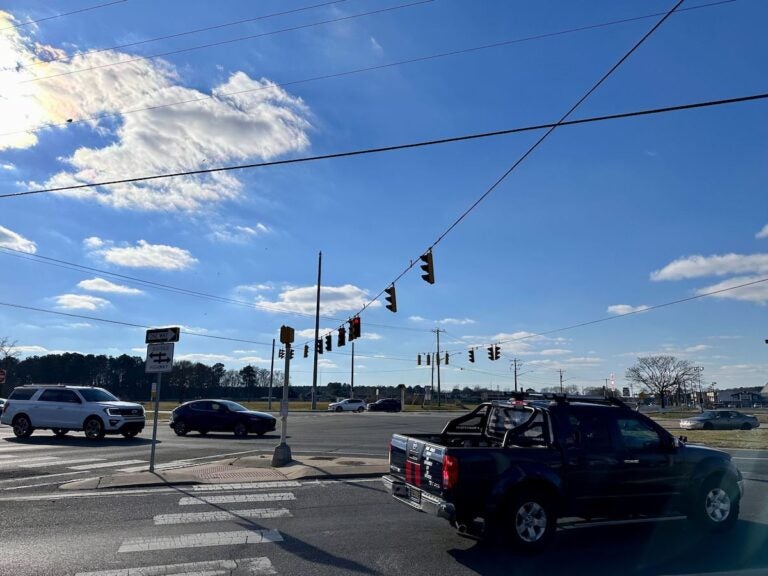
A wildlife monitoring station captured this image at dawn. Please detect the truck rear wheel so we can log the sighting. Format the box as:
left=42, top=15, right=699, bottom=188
left=502, top=490, right=556, bottom=553
left=688, top=475, right=739, bottom=532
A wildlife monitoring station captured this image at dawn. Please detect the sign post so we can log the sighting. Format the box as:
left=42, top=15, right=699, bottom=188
left=145, top=328, right=179, bottom=474
left=272, top=325, right=294, bottom=467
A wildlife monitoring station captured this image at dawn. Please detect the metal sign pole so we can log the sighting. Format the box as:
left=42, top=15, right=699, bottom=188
left=272, top=341, right=292, bottom=466
left=149, top=372, right=161, bottom=473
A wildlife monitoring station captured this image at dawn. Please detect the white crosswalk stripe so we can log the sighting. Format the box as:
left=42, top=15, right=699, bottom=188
left=154, top=507, right=292, bottom=525
left=189, top=481, right=301, bottom=491
left=75, top=557, right=277, bottom=575
left=118, top=528, right=283, bottom=552
left=0, top=455, right=60, bottom=466
left=20, top=457, right=105, bottom=468
left=179, top=492, right=296, bottom=506
left=68, top=460, right=146, bottom=470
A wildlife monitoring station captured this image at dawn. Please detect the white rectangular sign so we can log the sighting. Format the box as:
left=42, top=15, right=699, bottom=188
left=146, top=343, right=175, bottom=373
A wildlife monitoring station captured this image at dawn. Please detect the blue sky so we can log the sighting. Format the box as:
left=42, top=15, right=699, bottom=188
left=0, top=0, right=766, bottom=393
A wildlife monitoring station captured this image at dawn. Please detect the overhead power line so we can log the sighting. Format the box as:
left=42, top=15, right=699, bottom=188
left=0, top=0, right=127, bottom=31
left=19, top=0, right=434, bottom=85
left=3, top=91, right=766, bottom=200
left=3, top=0, right=736, bottom=140
left=6, top=0, right=350, bottom=71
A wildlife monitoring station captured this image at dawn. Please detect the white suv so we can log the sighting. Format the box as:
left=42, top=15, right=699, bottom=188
left=0, top=385, right=145, bottom=439
left=327, top=398, right=366, bottom=412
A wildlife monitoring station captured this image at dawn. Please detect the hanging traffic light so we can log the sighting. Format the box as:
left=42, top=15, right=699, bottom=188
left=487, top=346, right=494, bottom=361
left=303, top=344, right=309, bottom=358
left=420, top=251, right=435, bottom=284
left=426, top=353, right=431, bottom=366
left=325, top=334, right=332, bottom=352
left=316, top=339, right=323, bottom=354
left=445, top=352, right=449, bottom=365
left=349, top=316, right=361, bottom=340
left=289, top=348, right=295, bottom=359
left=468, top=349, right=475, bottom=363
left=337, top=326, right=346, bottom=347
left=279, top=348, right=285, bottom=359
left=417, top=353, right=422, bottom=366
left=384, top=284, right=397, bottom=313
left=494, top=345, right=501, bottom=360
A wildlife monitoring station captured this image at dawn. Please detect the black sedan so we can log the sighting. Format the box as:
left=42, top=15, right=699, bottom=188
left=170, top=399, right=276, bottom=437
left=366, top=398, right=402, bottom=412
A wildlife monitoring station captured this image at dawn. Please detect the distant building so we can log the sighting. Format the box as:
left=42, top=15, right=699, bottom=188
left=716, top=386, right=764, bottom=407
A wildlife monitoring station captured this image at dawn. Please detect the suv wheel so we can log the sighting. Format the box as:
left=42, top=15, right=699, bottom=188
left=53, top=428, right=68, bottom=438
left=501, top=490, right=556, bottom=553
left=84, top=417, right=105, bottom=440
left=233, top=422, right=248, bottom=437
left=335, top=406, right=343, bottom=412
left=12, top=415, right=34, bottom=438
left=356, top=406, right=364, bottom=413
left=689, top=476, right=739, bottom=532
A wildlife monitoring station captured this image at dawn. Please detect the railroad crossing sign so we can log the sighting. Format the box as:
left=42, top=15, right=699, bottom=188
left=145, top=343, right=175, bottom=373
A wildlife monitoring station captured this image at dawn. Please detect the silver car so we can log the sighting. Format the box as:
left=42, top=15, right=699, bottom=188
left=680, top=409, right=760, bottom=430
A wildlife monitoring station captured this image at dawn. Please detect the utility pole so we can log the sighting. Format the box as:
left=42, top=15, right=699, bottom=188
left=350, top=341, right=355, bottom=397
left=559, top=369, right=565, bottom=393
left=510, top=359, right=522, bottom=392
left=311, top=251, right=322, bottom=410
left=435, top=329, right=442, bottom=407
left=268, top=338, right=275, bottom=410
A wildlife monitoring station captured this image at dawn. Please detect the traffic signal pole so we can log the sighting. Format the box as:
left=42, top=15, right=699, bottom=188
left=311, top=251, right=321, bottom=410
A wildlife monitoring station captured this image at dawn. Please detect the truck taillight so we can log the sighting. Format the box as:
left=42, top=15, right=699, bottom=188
left=442, top=455, right=458, bottom=489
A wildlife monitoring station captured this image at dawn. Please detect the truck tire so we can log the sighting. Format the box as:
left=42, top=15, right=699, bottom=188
left=502, top=490, right=556, bottom=553
left=12, top=414, right=34, bottom=438
left=688, top=475, right=739, bottom=532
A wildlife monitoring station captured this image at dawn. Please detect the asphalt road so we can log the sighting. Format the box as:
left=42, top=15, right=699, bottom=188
left=2, top=413, right=768, bottom=575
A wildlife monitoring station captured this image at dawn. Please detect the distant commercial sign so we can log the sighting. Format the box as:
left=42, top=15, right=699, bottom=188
left=146, top=327, right=181, bottom=344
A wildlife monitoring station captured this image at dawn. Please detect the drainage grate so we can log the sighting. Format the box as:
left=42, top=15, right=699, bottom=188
left=195, top=466, right=286, bottom=481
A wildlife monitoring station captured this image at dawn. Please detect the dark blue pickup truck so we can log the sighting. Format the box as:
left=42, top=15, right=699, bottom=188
left=383, top=395, right=743, bottom=552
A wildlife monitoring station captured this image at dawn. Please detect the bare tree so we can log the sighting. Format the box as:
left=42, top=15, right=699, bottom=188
left=0, top=337, right=18, bottom=361
left=625, top=355, right=696, bottom=408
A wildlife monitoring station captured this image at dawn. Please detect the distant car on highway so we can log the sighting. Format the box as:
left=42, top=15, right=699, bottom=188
left=680, top=409, right=760, bottom=430
left=327, top=398, right=366, bottom=412
left=170, top=400, right=276, bottom=437
left=366, top=398, right=402, bottom=412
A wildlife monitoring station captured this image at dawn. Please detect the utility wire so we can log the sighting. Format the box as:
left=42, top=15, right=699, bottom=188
left=0, top=246, right=432, bottom=334
left=4, top=91, right=766, bottom=200
left=18, top=0, right=434, bottom=85
left=5, top=0, right=350, bottom=71
left=2, top=0, right=735, bottom=140
left=0, top=0, right=127, bottom=31
left=0, top=301, right=271, bottom=346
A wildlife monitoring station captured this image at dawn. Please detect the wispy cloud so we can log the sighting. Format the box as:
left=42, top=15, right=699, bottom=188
left=756, top=225, right=768, bottom=239
left=256, top=284, right=380, bottom=315
left=86, top=238, right=197, bottom=270
left=607, top=304, right=649, bottom=315
left=77, top=277, right=143, bottom=295
left=53, top=293, right=110, bottom=310
left=1, top=163, right=15, bottom=170
left=651, top=253, right=768, bottom=281
left=0, top=225, right=36, bottom=253
left=694, top=276, right=768, bottom=304
left=208, top=223, right=271, bottom=244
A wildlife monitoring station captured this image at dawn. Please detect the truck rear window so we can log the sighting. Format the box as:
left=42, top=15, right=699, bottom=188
left=488, top=406, right=547, bottom=446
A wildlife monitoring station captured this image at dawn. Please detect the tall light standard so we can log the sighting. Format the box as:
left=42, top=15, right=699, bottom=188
left=693, top=366, right=704, bottom=412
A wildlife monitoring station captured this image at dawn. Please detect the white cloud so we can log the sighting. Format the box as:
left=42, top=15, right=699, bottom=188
left=54, top=293, right=110, bottom=310
left=0, top=15, right=311, bottom=211
left=756, top=225, right=768, bottom=239
left=607, top=304, right=649, bottom=315
left=694, top=275, right=768, bottom=304
left=685, top=344, right=711, bottom=353
left=539, top=349, right=572, bottom=356
left=91, top=239, right=197, bottom=270
left=651, top=253, right=768, bottom=281
left=209, top=223, right=271, bottom=244
left=1, top=163, right=15, bottom=170
left=439, top=317, right=475, bottom=326
left=83, top=236, right=105, bottom=249
left=409, top=316, right=427, bottom=322
left=370, top=36, right=384, bottom=55
left=0, top=225, right=36, bottom=253
left=77, top=277, right=143, bottom=295
left=256, top=284, right=380, bottom=315
left=235, top=355, right=272, bottom=365
left=564, top=356, right=603, bottom=366
left=176, top=353, right=233, bottom=364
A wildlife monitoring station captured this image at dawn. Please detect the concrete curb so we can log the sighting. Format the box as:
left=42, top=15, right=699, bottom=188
left=60, top=454, right=389, bottom=491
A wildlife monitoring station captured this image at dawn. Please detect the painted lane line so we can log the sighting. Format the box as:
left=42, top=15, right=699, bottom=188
left=179, top=493, right=296, bottom=506
left=68, top=460, right=147, bottom=470
left=0, top=456, right=61, bottom=466
left=20, top=457, right=106, bottom=468
left=118, top=529, right=283, bottom=552
left=154, top=507, right=292, bottom=525
left=75, top=556, right=277, bottom=576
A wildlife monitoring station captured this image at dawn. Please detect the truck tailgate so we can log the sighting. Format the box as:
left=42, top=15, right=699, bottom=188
left=389, top=433, right=446, bottom=496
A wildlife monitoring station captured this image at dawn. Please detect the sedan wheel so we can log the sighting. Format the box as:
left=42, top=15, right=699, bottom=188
left=703, top=422, right=714, bottom=430
left=335, top=406, right=343, bottom=412
left=740, top=423, right=752, bottom=430
left=173, top=420, right=189, bottom=436
left=233, top=423, right=248, bottom=437
left=357, top=406, right=364, bottom=413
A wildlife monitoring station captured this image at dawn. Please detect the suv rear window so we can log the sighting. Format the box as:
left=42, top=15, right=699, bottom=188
left=9, top=387, right=37, bottom=400
left=78, top=388, right=118, bottom=402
